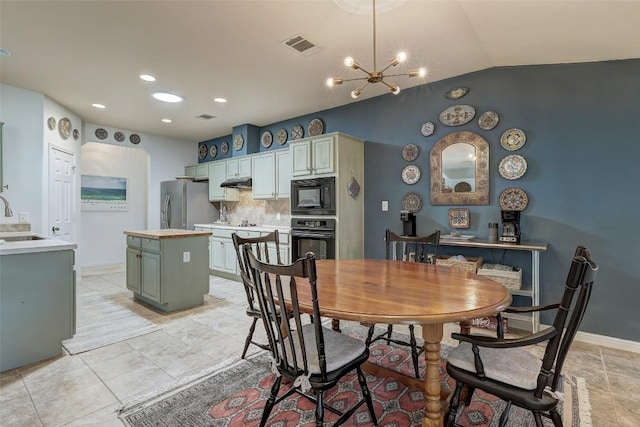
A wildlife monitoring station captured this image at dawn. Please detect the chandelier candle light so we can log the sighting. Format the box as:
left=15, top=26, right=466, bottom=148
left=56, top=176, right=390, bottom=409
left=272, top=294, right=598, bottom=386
left=326, top=0, right=427, bottom=98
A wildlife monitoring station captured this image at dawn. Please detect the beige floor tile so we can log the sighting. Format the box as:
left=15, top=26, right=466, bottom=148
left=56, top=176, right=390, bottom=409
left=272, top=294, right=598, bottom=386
left=0, top=370, right=29, bottom=404
left=83, top=349, right=150, bottom=381
left=101, top=363, right=173, bottom=400
left=613, top=395, right=640, bottom=427
left=608, top=372, right=640, bottom=399
left=0, top=397, right=42, bottom=427
left=34, top=382, right=117, bottom=426
left=63, top=402, right=123, bottom=427
left=603, top=350, right=640, bottom=381
left=23, top=362, right=105, bottom=404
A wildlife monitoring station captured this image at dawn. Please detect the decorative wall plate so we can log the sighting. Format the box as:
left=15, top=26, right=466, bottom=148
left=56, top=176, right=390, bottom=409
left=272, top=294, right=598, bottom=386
left=47, top=117, right=56, bottom=130
left=73, top=129, right=79, bottom=140
left=114, top=131, right=125, bottom=142
left=439, top=105, right=476, bottom=126
left=402, top=144, right=419, bottom=161
left=444, top=86, right=469, bottom=100
left=401, top=164, right=421, bottom=185
left=401, top=192, right=422, bottom=213
left=221, top=141, right=229, bottom=154
left=198, top=144, right=207, bottom=159
left=499, top=154, right=527, bottom=180
left=448, top=208, right=470, bottom=229
left=421, top=121, right=435, bottom=137
left=58, top=117, right=71, bottom=139
left=130, top=134, right=141, bottom=145
left=233, top=134, right=244, bottom=151
left=308, top=118, right=324, bottom=136
left=261, top=131, right=273, bottom=148
left=478, top=111, right=500, bottom=130
left=501, top=128, right=526, bottom=151
left=292, top=124, right=304, bottom=140
left=276, top=128, right=288, bottom=145
left=499, top=187, right=529, bottom=211
left=95, top=128, right=108, bottom=140
left=209, top=144, right=217, bottom=158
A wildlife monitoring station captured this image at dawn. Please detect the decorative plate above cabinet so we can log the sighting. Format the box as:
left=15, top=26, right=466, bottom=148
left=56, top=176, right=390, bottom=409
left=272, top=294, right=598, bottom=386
left=233, top=134, right=244, bottom=151
left=209, top=144, right=217, bottom=159
left=439, top=105, right=476, bottom=127
left=198, top=144, right=207, bottom=160
left=221, top=141, right=229, bottom=154
left=261, top=131, right=273, bottom=148
left=478, top=111, right=500, bottom=131
left=276, top=128, right=288, bottom=145
left=291, top=124, right=304, bottom=140
left=421, top=121, right=435, bottom=137
left=308, top=118, right=324, bottom=136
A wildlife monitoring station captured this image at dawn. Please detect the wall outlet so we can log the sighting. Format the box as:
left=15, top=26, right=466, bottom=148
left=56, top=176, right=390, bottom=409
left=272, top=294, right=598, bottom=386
left=276, top=212, right=281, bottom=220
left=381, top=201, right=389, bottom=212
left=183, top=251, right=190, bottom=262
left=19, top=212, right=29, bottom=223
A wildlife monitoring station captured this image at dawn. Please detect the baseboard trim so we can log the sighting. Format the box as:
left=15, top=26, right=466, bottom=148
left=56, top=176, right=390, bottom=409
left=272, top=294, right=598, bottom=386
left=539, top=323, right=640, bottom=354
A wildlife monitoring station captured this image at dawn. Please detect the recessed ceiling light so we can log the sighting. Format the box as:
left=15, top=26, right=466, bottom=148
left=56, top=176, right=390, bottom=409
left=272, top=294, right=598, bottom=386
left=0, top=49, right=11, bottom=56
left=152, top=92, right=183, bottom=103
left=92, top=103, right=106, bottom=109
left=214, top=97, right=227, bottom=103
left=139, top=74, right=156, bottom=82
left=161, top=118, right=172, bottom=123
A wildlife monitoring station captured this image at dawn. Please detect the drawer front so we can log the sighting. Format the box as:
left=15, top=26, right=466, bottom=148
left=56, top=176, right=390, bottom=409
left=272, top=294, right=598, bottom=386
left=127, top=235, right=141, bottom=248
left=236, top=230, right=261, bottom=239
left=214, top=229, right=235, bottom=239
left=141, top=238, right=161, bottom=252
left=278, top=232, right=289, bottom=245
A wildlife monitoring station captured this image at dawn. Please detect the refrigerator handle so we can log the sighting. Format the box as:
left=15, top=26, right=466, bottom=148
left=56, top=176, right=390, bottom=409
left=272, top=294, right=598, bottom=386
left=162, top=194, right=170, bottom=228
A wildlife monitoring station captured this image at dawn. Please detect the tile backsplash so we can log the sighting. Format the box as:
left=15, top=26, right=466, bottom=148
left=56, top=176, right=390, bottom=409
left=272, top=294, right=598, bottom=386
left=222, top=190, right=290, bottom=226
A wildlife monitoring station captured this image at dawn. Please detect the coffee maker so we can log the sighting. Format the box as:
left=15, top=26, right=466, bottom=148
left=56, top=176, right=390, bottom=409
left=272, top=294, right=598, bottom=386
left=400, top=210, right=416, bottom=236
left=500, top=210, right=521, bottom=243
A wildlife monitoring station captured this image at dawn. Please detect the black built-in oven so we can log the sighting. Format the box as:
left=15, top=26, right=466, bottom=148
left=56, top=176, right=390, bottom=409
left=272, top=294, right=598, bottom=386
left=290, top=218, right=336, bottom=260
left=290, top=177, right=336, bottom=216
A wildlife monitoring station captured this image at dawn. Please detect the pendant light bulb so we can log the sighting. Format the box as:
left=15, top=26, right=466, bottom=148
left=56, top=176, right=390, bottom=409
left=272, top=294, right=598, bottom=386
left=351, top=88, right=362, bottom=99
left=327, top=77, right=344, bottom=87
left=390, top=85, right=400, bottom=95
left=395, top=52, right=407, bottom=64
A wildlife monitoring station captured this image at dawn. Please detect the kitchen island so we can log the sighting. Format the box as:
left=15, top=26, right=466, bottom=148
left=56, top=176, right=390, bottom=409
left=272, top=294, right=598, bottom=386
left=0, top=232, right=77, bottom=371
left=124, top=229, right=211, bottom=312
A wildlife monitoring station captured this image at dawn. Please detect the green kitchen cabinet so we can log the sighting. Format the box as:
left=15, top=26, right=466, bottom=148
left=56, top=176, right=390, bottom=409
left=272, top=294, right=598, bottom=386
left=124, top=231, right=210, bottom=312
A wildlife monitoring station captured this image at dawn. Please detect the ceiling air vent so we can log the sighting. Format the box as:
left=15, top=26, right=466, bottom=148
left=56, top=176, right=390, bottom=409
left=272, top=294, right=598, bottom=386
left=195, top=114, right=216, bottom=120
left=281, top=34, right=320, bottom=56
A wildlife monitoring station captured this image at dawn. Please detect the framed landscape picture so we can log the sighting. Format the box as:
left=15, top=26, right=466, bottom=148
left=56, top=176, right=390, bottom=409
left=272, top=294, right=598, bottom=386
left=81, top=175, right=128, bottom=211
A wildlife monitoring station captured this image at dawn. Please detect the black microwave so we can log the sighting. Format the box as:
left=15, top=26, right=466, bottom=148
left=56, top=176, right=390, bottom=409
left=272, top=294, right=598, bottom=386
left=291, top=177, right=336, bottom=216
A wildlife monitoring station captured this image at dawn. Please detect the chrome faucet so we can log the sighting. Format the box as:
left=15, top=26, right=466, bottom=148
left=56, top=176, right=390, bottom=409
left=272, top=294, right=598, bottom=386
left=0, top=194, right=13, bottom=217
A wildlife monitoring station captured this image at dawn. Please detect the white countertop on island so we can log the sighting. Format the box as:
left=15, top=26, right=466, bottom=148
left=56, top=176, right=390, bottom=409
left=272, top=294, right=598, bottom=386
left=0, top=232, right=77, bottom=255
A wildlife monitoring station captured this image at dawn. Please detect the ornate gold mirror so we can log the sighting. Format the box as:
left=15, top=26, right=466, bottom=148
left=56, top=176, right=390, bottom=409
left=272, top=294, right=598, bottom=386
left=430, top=131, right=489, bottom=205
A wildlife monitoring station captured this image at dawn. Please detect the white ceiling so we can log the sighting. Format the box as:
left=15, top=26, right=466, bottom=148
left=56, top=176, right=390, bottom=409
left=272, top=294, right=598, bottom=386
left=1, top=1, right=639, bottom=143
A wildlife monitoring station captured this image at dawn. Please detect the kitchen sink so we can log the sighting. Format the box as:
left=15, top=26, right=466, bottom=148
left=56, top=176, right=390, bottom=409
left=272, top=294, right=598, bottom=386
left=0, top=235, right=47, bottom=242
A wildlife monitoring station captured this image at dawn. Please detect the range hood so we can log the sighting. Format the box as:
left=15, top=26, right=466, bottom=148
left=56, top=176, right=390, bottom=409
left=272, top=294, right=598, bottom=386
left=220, top=177, right=252, bottom=188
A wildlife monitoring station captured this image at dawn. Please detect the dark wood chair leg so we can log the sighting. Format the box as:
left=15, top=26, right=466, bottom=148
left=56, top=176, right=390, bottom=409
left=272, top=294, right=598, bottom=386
left=386, top=324, right=393, bottom=345
left=496, top=312, right=505, bottom=339
left=365, top=324, right=376, bottom=347
left=550, top=408, right=563, bottom=427
left=356, top=367, right=378, bottom=425
left=497, top=401, right=512, bottom=427
left=409, top=325, right=420, bottom=379
left=533, top=411, right=545, bottom=427
left=445, top=381, right=464, bottom=427
left=315, top=390, right=325, bottom=427
left=464, top=386, right=475, bottom=406
left=241, top=317, right=258, bottom=359
left=260, top=375, right=282, bottom=427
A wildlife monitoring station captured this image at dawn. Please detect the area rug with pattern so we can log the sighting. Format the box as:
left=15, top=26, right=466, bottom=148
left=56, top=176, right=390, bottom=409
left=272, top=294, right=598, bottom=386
left=62, top=289, right=161, bottom=354
left=119, top=324, right=591, bottom=426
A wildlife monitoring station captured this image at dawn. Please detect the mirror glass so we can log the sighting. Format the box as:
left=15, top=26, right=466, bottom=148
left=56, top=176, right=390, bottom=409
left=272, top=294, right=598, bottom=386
left=441, top=143, right=476, bottom=192
left=430, top=131, right=489, bottom=205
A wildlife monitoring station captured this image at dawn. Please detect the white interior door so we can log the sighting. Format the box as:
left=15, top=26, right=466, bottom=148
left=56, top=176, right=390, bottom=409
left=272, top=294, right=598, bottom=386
left=49, top=146, right=75, bottom=241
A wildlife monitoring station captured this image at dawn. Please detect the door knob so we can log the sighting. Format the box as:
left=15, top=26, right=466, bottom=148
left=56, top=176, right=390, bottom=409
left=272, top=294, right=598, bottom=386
left=52, top=226, right=60, bottom=232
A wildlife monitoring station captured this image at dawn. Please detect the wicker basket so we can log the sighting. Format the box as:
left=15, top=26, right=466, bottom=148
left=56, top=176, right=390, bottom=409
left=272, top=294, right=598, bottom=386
left=436, top=255, right=483, bottom=273
left=477, top=264, right=522, bottom=290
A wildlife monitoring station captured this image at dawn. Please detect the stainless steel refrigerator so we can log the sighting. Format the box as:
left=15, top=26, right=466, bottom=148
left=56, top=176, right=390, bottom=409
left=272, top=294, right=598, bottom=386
left=160, top=180, right=218, bottom=229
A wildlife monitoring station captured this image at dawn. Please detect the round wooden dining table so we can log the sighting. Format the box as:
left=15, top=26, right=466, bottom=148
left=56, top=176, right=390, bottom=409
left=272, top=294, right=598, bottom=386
left=295, top=258, right=512, bottom=427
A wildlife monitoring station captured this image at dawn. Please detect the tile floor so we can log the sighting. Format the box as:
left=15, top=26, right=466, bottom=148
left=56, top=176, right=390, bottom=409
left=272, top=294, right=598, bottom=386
left=1, top=267, right=638, bottom=426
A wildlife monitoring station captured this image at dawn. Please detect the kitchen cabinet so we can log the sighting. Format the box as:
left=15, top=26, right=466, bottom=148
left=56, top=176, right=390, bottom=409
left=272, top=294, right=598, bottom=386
left=226, top=156, right=251, bottom=179
left=185, top=164, right=209, bottom=181
left=184, top=165, right=196, bottom=178
left=124, top=230, right=210, bottom=312
left=208, top=161, right=239, bottom=201
left=291, top=135, right=334, bottom=178
left=251, top=149, right=291, bottom=199
left=1, top=246, right=76, bottom=371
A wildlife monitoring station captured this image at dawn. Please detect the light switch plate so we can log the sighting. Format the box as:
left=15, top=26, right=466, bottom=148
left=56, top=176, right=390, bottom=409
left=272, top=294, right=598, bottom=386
left=183, top=251, right=190, bottom=262
left=381, top=201, right=389, bottom=211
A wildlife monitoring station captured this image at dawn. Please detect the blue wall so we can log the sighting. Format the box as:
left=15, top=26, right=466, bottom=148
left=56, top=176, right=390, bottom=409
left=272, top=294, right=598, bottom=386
left=202, top=59, right=640, bottom=342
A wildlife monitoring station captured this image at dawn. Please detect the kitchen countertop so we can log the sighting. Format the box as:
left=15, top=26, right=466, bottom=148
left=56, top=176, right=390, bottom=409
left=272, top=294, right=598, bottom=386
left=194, top=223, right=290, bottom=233
left=123, top=229, right=213, bottom=239
left=0, top=232, right=78, bottom=255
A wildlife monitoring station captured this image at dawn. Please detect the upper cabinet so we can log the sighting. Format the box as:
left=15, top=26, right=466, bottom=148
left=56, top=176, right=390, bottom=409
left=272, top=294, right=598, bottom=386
left=208, top=161, right=239, bottom=202
left=290, top=135, right=335, bottom=178
left=226, top=156, right=251, bottom=179
left=252, top=149, right=291, bottom=200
